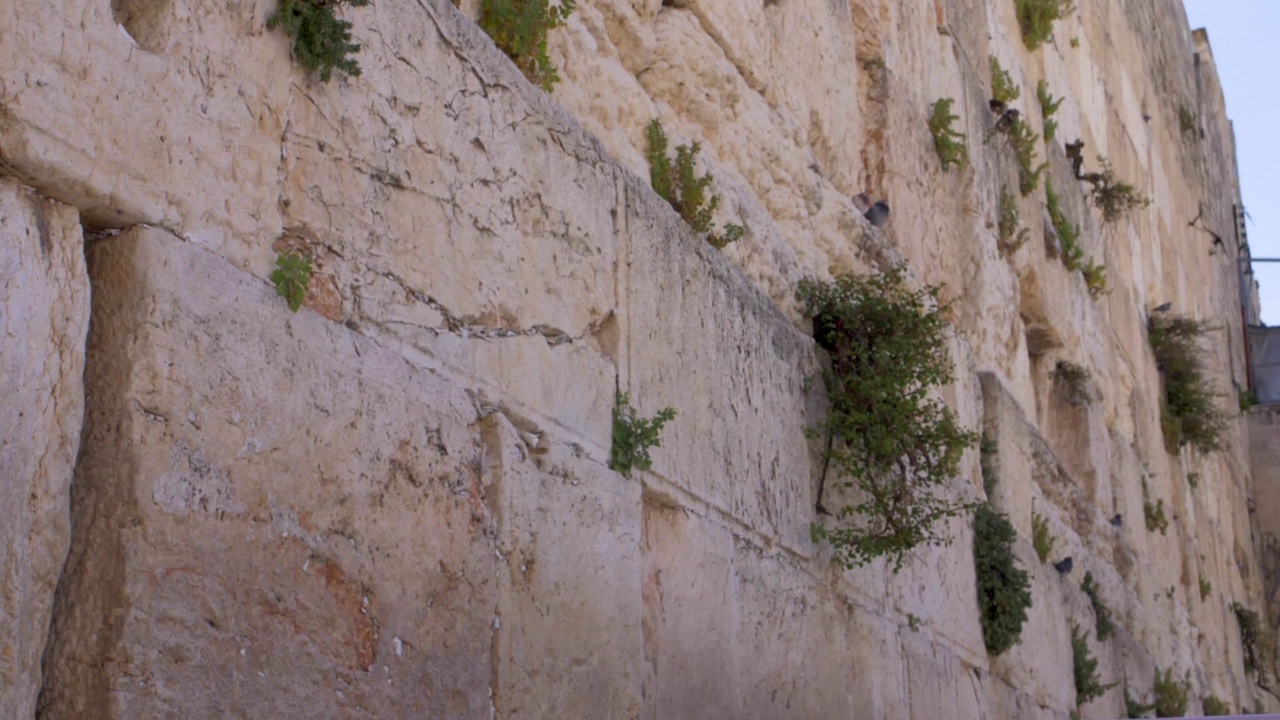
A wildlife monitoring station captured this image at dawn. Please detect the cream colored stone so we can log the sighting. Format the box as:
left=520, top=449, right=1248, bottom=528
left=0, top=179, right=89, bottom=720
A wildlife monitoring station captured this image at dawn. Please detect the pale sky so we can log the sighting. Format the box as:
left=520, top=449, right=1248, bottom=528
left=1182, top=1, right=1280, bottom=325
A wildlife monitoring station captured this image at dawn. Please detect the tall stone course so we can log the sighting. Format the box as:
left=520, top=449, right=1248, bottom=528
left=0, top=0, right=1271, bottom=717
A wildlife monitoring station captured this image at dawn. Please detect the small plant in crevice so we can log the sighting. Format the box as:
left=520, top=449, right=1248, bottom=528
left=1053, top=360, right=1094, bottom=406
left=1240, top=387, right=1259, bottom=412
left=479, top=0, right=576, bottom=92
left=1009, top=115, right=1048, bottom=195
left=980, top=433, right=999, bottom=498
left=1125, top=687, right=1154, bottom=718
left=906, top=613, right=922, bottom=632
left=645, top=119, right=745, bottom=249
left=990, top=56, right=1021, bottom=105
left=267, top=0, right=369, bottom=82
left=1144, top=497, right=1169, bottom=535
left=271, top=250, right=314, bottom=312
left=1046, top=178, right=1084, bottom=270
left=1232, top=601, right=1270, bottom=680
left=1032, top=508, right=1055, bottom=562
left=1073, top=623, right=1116, bottom=705
left=1148, top=314, right=1227, bottom=453
left=929, top=98, right=969, bottom=172
left=1038, top=79, right=1064, bottom=141
left=1015, top=0, right=1076, bottom=51
left=1081, top=259, right=1109, bottom=299
left=1081, top=157, right=1151, bottom=223
left=1081, top=571, right=1115, bottom=641
left=609, top=392, right=676, bottom=478
left=800, top=268, right=980, bottom=571
left=975, top=502, right=1033, bottom=655
left=1202, top=695, right=1232, bottom=716
left=1179, top=105, right=1199, bottom=138
left=997, top=186, right=1030, bottom=255
left=1152, top=667, right=1190, bottom=717
left=1199, top=574, right=1212, bottom=601
left=1186, top=472, right=1200, bottom=489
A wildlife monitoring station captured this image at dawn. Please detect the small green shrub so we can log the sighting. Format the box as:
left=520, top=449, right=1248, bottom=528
left=1202, top=695, right=1232, bottom=716
left=1153, top=667, right=1189, bottom=717
left=990, top=57, right=1021, bottom=105
left=609, top=392, right=676, bottom=477
left=1081, top=259, right=1109, bottom=299
left=1083, top=158, right=1151, bottom=222
left=906, top=613, right=922, bottom=632
left=929, top=98, right=969, bottom=172
left=1199, top=575, right=1212, bottom=601
left=1053, top=361, right=1094, bottom=405
left=271, top=250, right=313, bottom=312
left=1038, top=80, right=1064, bottom=141
left=997, top=186, right=1030, bottom=255
left=645, top=120, right=744, bottom=249
left=1148, top=315, right=1227, bottom=453
left=1144, top=498, right=1168, bottom=535
left=1179, top=105, right=1199, bottom=137
left=1032, top=509, right=1055, bottom=562
left=1125, top=687, right=1154, bottom=718
left=267, top=0, right=369, bottom=82
left=1240, top=387, right=1259, bottom=411
left=800, top=268, right=980, bottom=571
left=1015, top=0, right=1076, bottom=50
left=1046, top=179, right=1084, bottom=270
left=1233, top=602, right=1265, bottom=676
left=479, top=0, right=576, bottom=92
left=1081, top=571, right=1115, bottom=641
left=975, top=504, right=1033, bottom=655
left=1009, top=116, right=1048, bottom=195
left=1073, top=623, right=1116, bottom=705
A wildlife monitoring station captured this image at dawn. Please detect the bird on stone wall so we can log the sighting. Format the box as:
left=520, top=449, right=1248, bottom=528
left=1053, top=556, right=1074, bottom=574
left=865, top=201, right=891, bottom=228
left=989, top=98, right=1008, bottom=116
left=992, top=108, right=1021, bottom=135
left=1151, top=302, right=1173, bottom=313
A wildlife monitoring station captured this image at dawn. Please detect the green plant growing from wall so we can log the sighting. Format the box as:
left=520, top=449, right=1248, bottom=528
left=1186, top=472, right=1200, bottom=489
left=800, top=268, right=980, bottom=571
left=1148, top=314, right=1227, bottom=453
left=1081, top=571, right=1115, bottom=641
left=1015, top=0, right=1076, bottom=50
left=1038, top=80, right=1064, bottom=141
left=975, top=502, right=1033, bottom=655
left=1240, top=387, right=1259, bottom=411
left=271, top=250, right=314, bottom=312
left=609, top=392, right=676, bottom=477
left=1125, top=687, right=1154, bottom=718
left=1202, top=696, right=1232, bottom=716
left=479, top=0, right=576, bottom=92
left=1179, top=105, right=1199, bottom=137
left=1046, top=178, right=1084, bottom=270
left=1153, top=667, right=1190, bottom=717
left=1032, top=508, right=1055, bottom=562
left=1233, top=602, right=1268, bottom=678
left=998, top=186, right=1030, bottom=255
left=980, top=433, right=999, bottom=498
left=1081, top=259, right=1109, bottom=299
left=990, top=57, right=1021, bottom=105
left=1053, top=360, right=1094, bottom=405
left=1144, top=498, right=1168, bottom=535
left=1082, top=158, right=1151, bottom=222
left=1199, top=575, right=1212, bottom=601
left=1009, top=115, right=1048, bottom=195
left=267, top=0, right=369, bottom=82
left=645, top=120, right=745, bottom=249
left=1073, top=623, right=1116, bottom=705
left=929, top=98, right=969, bottom=172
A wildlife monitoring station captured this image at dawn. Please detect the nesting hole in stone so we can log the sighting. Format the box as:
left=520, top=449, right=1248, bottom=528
left=111, top=0, right=173, bottom=53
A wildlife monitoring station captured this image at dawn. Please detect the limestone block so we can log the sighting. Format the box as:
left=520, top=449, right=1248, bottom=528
left=901, top=630, right=985, bottom=720
left=39, top=228, right=497, bottom=719
left=0, top=0, right=288, bottom=254
left=0, top=179, right=89, bottom=720
left=487, top=413, right=644, bottom=718
left=623, top=170, right=819, bottom=550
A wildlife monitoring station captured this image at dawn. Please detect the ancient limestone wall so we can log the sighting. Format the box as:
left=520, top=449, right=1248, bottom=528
left=0, top=0, right=1272, bottom=717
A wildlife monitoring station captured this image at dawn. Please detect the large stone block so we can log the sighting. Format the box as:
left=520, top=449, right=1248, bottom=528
left=0, top=179, right=89, bottom=720
left=39, top=228, right=497, bottom=719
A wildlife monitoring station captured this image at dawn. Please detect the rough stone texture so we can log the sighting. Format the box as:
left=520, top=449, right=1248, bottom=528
left=0, top=179, right=89, bottom=720
left=1, top=0, right=1274, bottom=716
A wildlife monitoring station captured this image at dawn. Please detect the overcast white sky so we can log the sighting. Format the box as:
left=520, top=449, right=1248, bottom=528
left=1182, top=1, right=1280, bottom=325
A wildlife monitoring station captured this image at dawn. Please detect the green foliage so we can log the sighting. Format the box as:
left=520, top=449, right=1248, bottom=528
left=990, top=57, right=1021, bottom=105
left=1085, top=158, right=1151, bottom=222
left=1233, top=602, right=1265, bottom=676
left=980, top=433, right=999, bottom=498
left=1073, top=623, right=1116, bottom=705
left=271, top=250, right=313, bottom=312
left=1179, top=105, right=1199, bottom=137
left=479, top=0, right=576, bottom=91
left=1038, top=80, right=1064, bottom=141
left=1009, top=116, right=1048, bottom=195
left=267, top=0, right=369, bottom=82
left=1053, top=360, right=1094, bottom=406
left=1199, top=575, right=1212, bottom=601
left=1144, top=498, right=1168, bottom=535
left=1125, top=687, right=1154, bottom=718
left=1081, top=259, right=1109, bottom=299
left=974, top=504, right=1033, bottom=655
left=906, top=613, right=922, bottom=632
left=1015, top=0, right=1076, bottom=51
left=997, top=186, right=1030, bottom=255
left=1046, top=178, right=1084, bottom=270
left=929, top=98, right=969, bottom=172
left=1202, top=695, right=1232, bottom=716
left=1240, top=387, right=1259, bottom=411
left=1148, top=315, right=1227, bottom=453
left=1081, top=571, right=1115, bottom=641
left=800, top=268, right=980, bottom=571
left=609, top=392, right=676, bottom=477
left=645, top=120, right=744, bottom=248
left=1153, top=667, right=1190, bottom=717
left=1032, top=509, right=1055, bottom=563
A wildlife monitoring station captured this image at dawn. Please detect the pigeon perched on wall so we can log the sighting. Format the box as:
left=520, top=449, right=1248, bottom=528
left=1151, top=302, right=1173, bottom=313
left=865, top=201, right=891, bottom=228
left=989, top=98, right=1008, bottom=116
left=992, top=108, right=1021, bottom=135
left=1053, top=556, right=1074, bottom=575
left=1110, top=514, right=1123, bottom=527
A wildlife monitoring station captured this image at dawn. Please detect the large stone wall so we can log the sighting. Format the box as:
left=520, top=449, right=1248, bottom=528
left=0, top=0, right=1273, bottom=717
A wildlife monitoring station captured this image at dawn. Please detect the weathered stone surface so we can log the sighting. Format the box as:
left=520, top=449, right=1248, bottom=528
left=39, top=228, right=497, bottom=719
left=0, top=179, right=89, bottom=720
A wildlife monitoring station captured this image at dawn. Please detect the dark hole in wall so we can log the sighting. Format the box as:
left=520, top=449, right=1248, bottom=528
left=111, top=0, right=173, bottom=52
